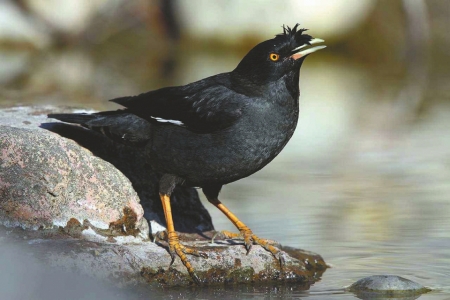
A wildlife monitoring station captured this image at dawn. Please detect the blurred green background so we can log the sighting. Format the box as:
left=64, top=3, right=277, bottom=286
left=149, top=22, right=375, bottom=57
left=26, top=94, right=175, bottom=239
left=1, top=0, right=450, bottom=299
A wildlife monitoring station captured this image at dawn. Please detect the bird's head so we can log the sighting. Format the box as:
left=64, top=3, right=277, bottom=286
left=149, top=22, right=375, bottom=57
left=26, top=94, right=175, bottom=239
left=232, top=24, right=325, bottom=86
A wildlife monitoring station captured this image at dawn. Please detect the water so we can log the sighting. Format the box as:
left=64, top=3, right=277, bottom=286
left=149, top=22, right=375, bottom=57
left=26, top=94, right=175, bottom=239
left=204, top=172, right=450, bottom=299
left=1, top=41, right=450, bottom=299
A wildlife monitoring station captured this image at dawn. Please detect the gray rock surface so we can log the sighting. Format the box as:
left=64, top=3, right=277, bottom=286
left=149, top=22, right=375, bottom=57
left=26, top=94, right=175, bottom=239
left=349, top=275, right=430, bottom=299
left=0, top=225, right=327, bottom=286
left=0, top=124, right=148, bottom=237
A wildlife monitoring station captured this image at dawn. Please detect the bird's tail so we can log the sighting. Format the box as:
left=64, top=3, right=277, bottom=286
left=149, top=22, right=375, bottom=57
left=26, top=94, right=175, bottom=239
left=48, top=111, right=152, bottom=146
left=48, top=113, right=96, bottom=125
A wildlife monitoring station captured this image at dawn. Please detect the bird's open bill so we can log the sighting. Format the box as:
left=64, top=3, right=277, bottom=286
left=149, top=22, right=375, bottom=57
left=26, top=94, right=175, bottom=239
left=291, top=38, right=326, bottom=60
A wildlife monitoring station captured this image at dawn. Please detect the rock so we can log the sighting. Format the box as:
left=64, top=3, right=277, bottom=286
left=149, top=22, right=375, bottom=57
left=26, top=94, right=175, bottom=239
left=0, top=106, right=214, bottom=234
left=0, top=106, right=328, bottom=287
left=0, top=225, right=327, bottom=287
left=0, top=124, right=148, bottom=239
left=0, top=238, right=134, bottom=299
left=348, top=275, right=431, bottom=299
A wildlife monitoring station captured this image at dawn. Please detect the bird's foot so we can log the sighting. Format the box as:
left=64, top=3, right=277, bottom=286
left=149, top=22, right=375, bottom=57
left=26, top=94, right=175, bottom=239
left=213, top=229, right=253, bottom=252
left=156, top=230, right=207, bottom=284
left=212, top=229, right=285, bottom=268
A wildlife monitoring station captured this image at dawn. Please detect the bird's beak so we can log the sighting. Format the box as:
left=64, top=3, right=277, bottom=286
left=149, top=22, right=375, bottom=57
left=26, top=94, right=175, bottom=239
left=291, top=38, right=326, bottom=60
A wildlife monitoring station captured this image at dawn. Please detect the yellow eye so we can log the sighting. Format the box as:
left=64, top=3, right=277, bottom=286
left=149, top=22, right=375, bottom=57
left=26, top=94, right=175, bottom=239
left=269, top=53, right=280, bottom=61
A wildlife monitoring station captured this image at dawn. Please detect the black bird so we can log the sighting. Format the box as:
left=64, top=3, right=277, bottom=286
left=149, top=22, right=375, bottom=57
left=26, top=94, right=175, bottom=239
left=48, top=24, right=325, bottom=283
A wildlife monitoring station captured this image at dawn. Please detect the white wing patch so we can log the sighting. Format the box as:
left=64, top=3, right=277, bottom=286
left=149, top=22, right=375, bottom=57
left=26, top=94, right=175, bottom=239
left=150, top=116, right=184, bottom=126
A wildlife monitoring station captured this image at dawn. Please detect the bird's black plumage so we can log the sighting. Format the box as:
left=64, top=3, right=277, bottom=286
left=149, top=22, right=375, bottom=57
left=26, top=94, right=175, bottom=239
left=48, top=24, right=325, bottom=283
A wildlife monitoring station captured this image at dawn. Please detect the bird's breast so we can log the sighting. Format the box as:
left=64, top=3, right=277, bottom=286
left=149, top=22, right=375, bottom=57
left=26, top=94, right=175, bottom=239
left=147, top=94, right=299, bottom=186
left=235, top=100, right=299, bottom=165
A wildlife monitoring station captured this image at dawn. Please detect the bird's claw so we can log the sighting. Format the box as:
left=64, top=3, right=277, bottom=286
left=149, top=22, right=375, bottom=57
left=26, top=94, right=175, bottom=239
left=156, top=230, right=207, bottom=257
left=218, top=229, right=285, bottom=268
left=251, top=234, right=285, bottom=269
left=156, top=230, right=206, bottom=284
left=169, top=251, right=176, bottom=266
left=216, top=229, right=254, bottom=253
left=244, top=234, right=253, bottom=253
left=153, top=230, right=167, bottom=243
left=168, top=240, right=207, bottom=259
left=274, top=251, right=286, bottom=268
left=176, top=245, right=204, bottom=283
left=191, top=272, right=201, bottom=285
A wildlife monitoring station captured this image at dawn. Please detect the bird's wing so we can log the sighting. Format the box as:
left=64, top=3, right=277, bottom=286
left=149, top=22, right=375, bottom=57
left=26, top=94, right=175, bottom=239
left=110, top=80, right=246, bottom=133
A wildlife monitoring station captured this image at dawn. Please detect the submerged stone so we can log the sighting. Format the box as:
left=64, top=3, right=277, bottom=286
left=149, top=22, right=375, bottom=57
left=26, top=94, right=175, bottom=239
left=349, top=275, right=430, bottom=298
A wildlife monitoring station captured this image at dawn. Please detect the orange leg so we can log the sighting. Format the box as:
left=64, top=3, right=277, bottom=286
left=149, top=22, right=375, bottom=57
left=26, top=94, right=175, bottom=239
left=160, top=193, right=206, bottom=284
left=209, top=198, right=284, bottom=266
